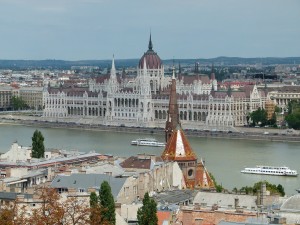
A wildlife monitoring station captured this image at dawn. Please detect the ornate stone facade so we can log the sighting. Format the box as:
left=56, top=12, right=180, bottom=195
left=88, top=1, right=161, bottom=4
left=43, top=36, right=267, bottom=130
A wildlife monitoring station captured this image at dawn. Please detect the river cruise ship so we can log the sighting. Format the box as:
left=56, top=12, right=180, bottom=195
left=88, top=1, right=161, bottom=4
left=241, top=166, right=298, bottom=176
left=131, top=138, right=165, bottom=147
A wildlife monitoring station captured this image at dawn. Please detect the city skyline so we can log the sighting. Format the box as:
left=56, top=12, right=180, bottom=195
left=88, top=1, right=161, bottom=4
left=0, top=0, right=299, bottom=60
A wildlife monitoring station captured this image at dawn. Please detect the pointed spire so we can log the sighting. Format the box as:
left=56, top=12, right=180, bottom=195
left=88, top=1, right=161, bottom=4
left=210, top=63, right=215, bottom=80
left=178, top=62, right=182, bottom=74
left=111, top=54, right=116, bottom=72
left=165, top=66, right=180, bottom=143
left=110, top=55, right=116, bottom=78
left=148, top=32, right=153, bottom=50
left=172, top=66, right=175, bottom=80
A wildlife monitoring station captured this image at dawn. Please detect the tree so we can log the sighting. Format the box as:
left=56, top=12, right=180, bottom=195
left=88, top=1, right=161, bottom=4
left=64, top=196, right=90, bottom=225
left=286, top=113, right=300, bottom=129
left=268, top=112, right=277, bottom=126
left=26, top=188, right=65, bottom=225
left=274, top=105, right=281, bottom=113
left=250, top=107, right=267, bottom=126
left=0, top=187, right=92, bottom=225
left=285, top=101, right=300, bottom=129
left=90, top=191, right=98, bottom=208
left=32, top=130, right=45, bottom=158
left=277, top=184, right=285, bottom=197
left=253, top=181, right=285, bottom=196
left=209, top=172, right=222, bottom=193
left=90, top=192, right=102, bottom=225
left=137, top=192, right=158, bottom=225
left=99, top=181, right=116, bottom=225
left=0, top=200, right=27, bottom=225
left=11, top=96, right=27, bottom=110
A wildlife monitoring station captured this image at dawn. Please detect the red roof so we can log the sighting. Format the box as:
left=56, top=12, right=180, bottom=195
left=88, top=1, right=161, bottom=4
left=182, top=75, right=210, bottom=84
left=161, top=126, right=197, bottom=162
left=139, top=50, right=162, bottom=69
left=157, top=211, right=171, bottom=225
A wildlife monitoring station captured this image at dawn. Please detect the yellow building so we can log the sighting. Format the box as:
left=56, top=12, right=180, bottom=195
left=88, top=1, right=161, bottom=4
left=265, top=100, right=275, bottom=120
left=19, top=87, right=43, bottom=110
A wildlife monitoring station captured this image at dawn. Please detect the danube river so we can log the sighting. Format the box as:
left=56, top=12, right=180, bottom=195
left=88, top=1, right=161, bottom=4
left=0, top=123, right=299, bottom=196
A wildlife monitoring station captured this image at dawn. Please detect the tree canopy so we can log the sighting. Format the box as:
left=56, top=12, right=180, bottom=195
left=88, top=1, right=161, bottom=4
left=31, top=130, right=45, bottom=158
left=233, top=181, right=285, bottom=197
left=99, top=181, right=116, bottom=225
left=285, top=100, right=300, bottom=129
left=11, top=96, right=28, bottom=110
left=0, top=187, right=90, bottom=225
left=137, top=192, right=158, bottom=225
left=249, top=107, right=267, bottom=126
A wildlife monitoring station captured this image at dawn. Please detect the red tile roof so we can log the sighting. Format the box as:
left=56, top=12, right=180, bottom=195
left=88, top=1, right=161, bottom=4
left=157, top=211, right=172, bottom=225
left=161, top=126, right=197, bottom=162
left=119, top=156, right=152, bottom=170
left=182, top=75, right=211, bottom=84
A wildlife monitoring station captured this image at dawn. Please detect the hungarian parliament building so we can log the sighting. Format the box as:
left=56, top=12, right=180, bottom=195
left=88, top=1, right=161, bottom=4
left=43, top=36, right=267, bottom=130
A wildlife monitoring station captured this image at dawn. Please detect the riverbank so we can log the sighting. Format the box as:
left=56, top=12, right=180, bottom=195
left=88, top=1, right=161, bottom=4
left=1, top=116, right=300, bottom=143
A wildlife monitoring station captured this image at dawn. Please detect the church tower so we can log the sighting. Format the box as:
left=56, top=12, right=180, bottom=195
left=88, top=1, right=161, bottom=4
left=161, top=68, right=215, bottom=190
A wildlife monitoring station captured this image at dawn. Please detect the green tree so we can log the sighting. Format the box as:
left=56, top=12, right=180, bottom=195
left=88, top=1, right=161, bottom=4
left=268, top=112, right=277, bottom=126
left=31, top=130, right=45, bottom=158
left=90, top=192, right=98, bottom=208
left=277, top=184, right=285, bottom=197
left=250, top=107, right=267, bottom=126
left=99, top=181, right=115, bottom=225
left=137, top=192, right=158, bottom=225
left=286, top=113, right=300, bottom=129
left=11, top=96, right=27, bottom=110
left=274, top=105, right=281, bottom=113
left=287, top=100, right=300, bottom=115
left=209, top=172, right=222, bottom=193
left=252, top=181, right=285, bottom=196
left=285, top=100, right=300, bottom=129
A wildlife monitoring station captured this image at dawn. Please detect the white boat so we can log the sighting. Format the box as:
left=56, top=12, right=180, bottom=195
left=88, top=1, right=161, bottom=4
left=131, top=138, right=165, bottom=147
left=241, top=165, right=298, bottom=176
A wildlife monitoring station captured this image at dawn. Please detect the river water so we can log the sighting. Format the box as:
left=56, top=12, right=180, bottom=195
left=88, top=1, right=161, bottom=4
left=0, top=123, right=299, bottom=196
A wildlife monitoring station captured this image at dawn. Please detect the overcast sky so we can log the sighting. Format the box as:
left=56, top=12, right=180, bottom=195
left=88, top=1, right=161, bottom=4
left=0, top=0, right=299, bottom=60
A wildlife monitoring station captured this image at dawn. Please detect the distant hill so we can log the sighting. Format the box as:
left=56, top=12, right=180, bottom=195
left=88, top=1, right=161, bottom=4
left=0, top=57, right=299, bottom=69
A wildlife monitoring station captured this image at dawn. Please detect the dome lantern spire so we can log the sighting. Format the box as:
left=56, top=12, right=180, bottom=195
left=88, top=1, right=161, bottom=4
left=148, top=32, right=153, bottom=51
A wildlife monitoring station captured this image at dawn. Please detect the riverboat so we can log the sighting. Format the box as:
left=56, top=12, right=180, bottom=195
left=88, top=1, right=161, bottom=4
left=241, top=166, right=298, bottom=176
left=131, top=138, right=165, bottom=147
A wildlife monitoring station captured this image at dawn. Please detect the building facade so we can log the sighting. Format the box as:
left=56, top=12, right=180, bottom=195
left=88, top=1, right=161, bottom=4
left=0, top=86, right=18, bottom=111
left=43, top=36, right=267, bottom=130
left=19, top=87, right=43, bottom=110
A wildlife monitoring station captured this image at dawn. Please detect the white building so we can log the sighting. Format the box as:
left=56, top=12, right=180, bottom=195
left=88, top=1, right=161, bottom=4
left=42, top=35, right=267, bottom=130
left=0, top=142, right=32, bottom=163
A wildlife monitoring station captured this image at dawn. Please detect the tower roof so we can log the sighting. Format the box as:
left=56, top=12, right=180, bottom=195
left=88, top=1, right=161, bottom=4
left=161, top=125, right=197, bottom=162
left=165, top=67, right=180, bottom=143
left=139, top=34, right=162, bottom=69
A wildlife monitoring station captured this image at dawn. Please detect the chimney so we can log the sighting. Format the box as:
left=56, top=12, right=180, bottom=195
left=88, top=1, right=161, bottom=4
left=234, top=197, right=239, bottom=209
left=260, top=182, right=266, bottom=206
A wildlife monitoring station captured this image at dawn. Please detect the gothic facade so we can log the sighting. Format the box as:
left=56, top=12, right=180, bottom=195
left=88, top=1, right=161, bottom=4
left=43, top=36, right=267, bottom=130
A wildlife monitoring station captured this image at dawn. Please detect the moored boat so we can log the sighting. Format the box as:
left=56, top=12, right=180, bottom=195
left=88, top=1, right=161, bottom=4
left=241, top=165, right=298, bottom=176
left=131, top=138, right=165, bottom=147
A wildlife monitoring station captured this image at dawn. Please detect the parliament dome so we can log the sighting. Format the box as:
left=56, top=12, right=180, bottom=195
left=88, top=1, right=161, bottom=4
left=139, top=34, right=162, bottom=69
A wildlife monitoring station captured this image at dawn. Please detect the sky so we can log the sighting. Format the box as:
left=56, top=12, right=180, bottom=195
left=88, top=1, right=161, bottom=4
left=0, top=0, right=299, bottom=60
